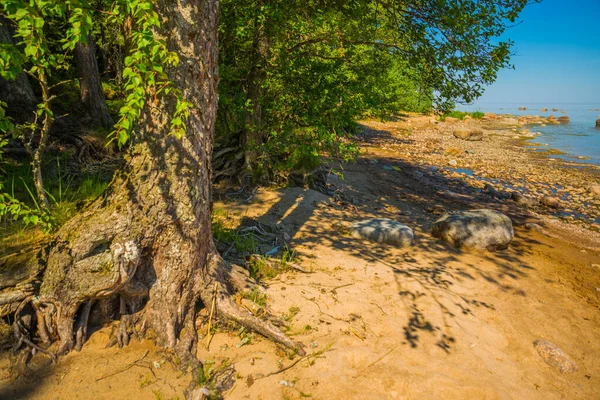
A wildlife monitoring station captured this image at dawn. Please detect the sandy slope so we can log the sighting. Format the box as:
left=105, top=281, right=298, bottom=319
left=1, top=118, right=599, bottom=399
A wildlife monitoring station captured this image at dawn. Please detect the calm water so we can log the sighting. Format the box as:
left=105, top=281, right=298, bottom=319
left=458, top=102, right=600, bottom=165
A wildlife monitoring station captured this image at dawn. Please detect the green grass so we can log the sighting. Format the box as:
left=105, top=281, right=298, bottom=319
left=439, top=110, right=485, bottom=121
left=211, top=210, right=259, bottom=254
left=1, top=150, right=114, bottom=230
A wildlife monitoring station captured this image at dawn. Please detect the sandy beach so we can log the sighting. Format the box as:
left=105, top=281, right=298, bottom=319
left=3, top=113, right=599, bottom=399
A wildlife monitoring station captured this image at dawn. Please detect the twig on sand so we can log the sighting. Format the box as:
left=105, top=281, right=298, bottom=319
left=301, top=294, right=349, bottom=322
left=349, top=328, right=365, bottom=341
left=287, top=262, right=311, bottom=273
left=205, top=282, right=218, bottom=350
left=255, top=344, right=334, bottom=380
left=363, top=344, right=400, bottom=369
left=370, top=302, right=388, bottom=315
left=95, top=350, right=149, bottom=381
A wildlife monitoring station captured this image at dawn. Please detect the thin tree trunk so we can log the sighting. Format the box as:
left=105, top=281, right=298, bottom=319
left=74, top=35, right=114, bottom=129
left=14, top=0, right=301, bottom=373
left=243, top=4, right=269, bottom=172
left=30, top=70, right=52, bottom=210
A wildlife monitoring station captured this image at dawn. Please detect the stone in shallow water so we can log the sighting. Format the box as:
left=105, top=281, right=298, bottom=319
left=351, top=218, right=414, bottom=247
left=431, top=209, right=514, bottom=251
left=533, top=340, right=578, bottom=374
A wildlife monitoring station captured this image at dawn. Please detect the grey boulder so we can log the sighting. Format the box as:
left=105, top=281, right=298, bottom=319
left=431, top=209, right=514, bottom=251
left=351, top=218, right=414, bottom=247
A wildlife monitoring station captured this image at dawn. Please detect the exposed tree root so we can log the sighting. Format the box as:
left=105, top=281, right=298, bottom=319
left=9, top=250, right=303, bottom=363
left=205, top=254, right=306, bottom=356
left=74, top=300, right=93, bottom=351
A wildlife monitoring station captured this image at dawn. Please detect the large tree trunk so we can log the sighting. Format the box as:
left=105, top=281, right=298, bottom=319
left=74, top=35, right=114, bottom=129
left=13, top=0, right=301, bottom=369
left=0, top=16, right=36, bottom=120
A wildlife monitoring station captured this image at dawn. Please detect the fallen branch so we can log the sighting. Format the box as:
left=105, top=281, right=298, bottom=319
left=255, top=344, right=334, bottom=380
left=95, top=350, right=149, bottom=381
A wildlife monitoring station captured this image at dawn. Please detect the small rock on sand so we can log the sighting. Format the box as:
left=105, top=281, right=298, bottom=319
left=483, top=183, right=500, bottom=197
left=524, top=222, right=545, bottom=233
left=541, top=196, right=560, bottom=208
left=351, top=218, right=414, bottom=247
left=453, top=129, right=483, bottom=141
left=588, top=184, right=600, bottom=197
left=431, top=209, right=514, bottom=251
left=510, top=192, right=539, bottom=207
left=533, top=340, right=578, bottom=374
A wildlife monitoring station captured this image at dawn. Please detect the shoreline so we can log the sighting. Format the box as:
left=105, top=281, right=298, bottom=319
left=359, top=113, right=600, bottom=235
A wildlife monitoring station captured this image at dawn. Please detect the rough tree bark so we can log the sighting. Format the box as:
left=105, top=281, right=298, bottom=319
left=0, top=16, right=36, bottom=119
left=74, top=35, right=114, bottom=129
left=12, top=0, right=302, bottom=368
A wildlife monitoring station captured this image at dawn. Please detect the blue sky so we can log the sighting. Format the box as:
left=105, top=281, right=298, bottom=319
left=474, top=0, right=600, bottom=105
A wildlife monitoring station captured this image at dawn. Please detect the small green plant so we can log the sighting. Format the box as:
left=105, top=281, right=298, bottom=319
left=241, top=287, right=267, bottom=307
left=280, top=246, right=297, bottom=270
left=139, top=373, right=153, bottom=388
left=247, top=255, right=278, bottom=280
left=211, top=211, right=258, bottom=254
left=470, top=111, right=485, bottom=119
left=234, top=234, right=258, bottom=254
left=236, top=327, right=255, bottom=348
left=211, top=211, right=236, bottom=244
left=152, top=391, right=164, bottom=400
left=282, top=306, right=300, bottom=322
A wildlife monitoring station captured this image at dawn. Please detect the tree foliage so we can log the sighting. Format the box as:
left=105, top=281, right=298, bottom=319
left=218, top=0, right=533, bottom=176
left=0, top=0, right=534, bottom=226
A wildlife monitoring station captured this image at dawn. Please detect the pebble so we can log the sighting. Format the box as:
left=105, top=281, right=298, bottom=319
left=541, top=196, right=560, bottom=209
left=533, top=340, right=578, bottom=374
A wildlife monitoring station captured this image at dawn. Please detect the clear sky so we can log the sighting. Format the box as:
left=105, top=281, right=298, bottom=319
left=474, top=0, right=600, bottom=105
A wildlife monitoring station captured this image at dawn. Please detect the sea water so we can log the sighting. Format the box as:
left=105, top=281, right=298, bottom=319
left=459, top=102, right=600, bottom=165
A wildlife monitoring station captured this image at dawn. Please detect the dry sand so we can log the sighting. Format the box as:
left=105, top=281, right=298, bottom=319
left=1, top=115, right=599, bottom=399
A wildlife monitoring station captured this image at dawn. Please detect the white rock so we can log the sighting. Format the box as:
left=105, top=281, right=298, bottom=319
left=351, top=218, right=414, bottom=247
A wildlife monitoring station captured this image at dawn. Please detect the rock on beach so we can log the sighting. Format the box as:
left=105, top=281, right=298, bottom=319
left=510, top=192, right=539, bottom=207
left=541, top=196, right=560, bottom=209
left=431, top=209, right=514, bottom=251
left=533, top=340, right=578, bottom=374
left=453, top=129, right=483, bottom=141
left=351, top=218, right=414, bottom=247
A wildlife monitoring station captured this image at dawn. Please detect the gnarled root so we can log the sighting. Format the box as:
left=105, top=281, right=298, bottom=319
left=204, top=254, right=305, bottom=356
left=106, top=295, right=144, bottom=349
left=74, top=300, right=93, bottom=351
left=12, top=296, right=57, bottom=364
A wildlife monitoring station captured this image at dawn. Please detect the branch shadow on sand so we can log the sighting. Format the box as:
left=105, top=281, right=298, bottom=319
left=234, top=124, right=550, bottom=354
